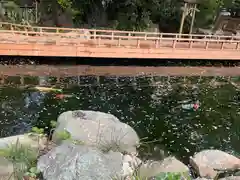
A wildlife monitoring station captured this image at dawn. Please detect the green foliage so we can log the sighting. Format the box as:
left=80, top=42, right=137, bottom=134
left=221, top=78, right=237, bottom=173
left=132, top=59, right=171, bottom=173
left=57, top=0, right=72, bottom=9
left=24, top=166, right=40, bottom=178
left=2, top=0, right=239, bottom=33
left=50, top=120, right=57, bottom=128
left=56, top=130, right=71, bottom=140
left=154, top=172, right=190, bottom=180
left=0, top=139, right=38, bottom=166
left=56, top=129, right=85, bottom=145
left=31, top=127, right=44, bottom=135
left=0, top=139, right=39, bottom=179
left=114, top=172, right=189, bottom=180
left=72, top=139, right=85, bottom=145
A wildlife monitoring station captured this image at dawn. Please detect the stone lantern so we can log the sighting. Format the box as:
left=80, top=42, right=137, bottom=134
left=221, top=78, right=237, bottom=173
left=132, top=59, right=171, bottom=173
left=179, top=0, right=201, bottom=35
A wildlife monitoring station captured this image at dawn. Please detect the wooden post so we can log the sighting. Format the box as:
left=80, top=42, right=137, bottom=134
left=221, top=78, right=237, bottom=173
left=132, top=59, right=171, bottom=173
left=94, top=30, right=96, bottom=39
left=111, top=32, right=114, bottom=40
left=98, top=37, right=101, bottom=46
left=159, top=34, right=162, bottom=46
left=137, top=39, right=140, bottom=48
left=144, top=33, right=147, bottom=40
left=39, top=27, right=42, bottom=36
left=236, top=42, right=240, bottom=49
left=24, top=27, right=28, bottom=36
left=189, top=40, right=193, bottom=48
left=35, top=0, right=38, bottom=23
left=189, top=3, right=197, bottom=34
left=221, top=42, right=224, bottom=49
left=205, top=41, right=209, bottom=49
left=155, top=39, right=159, bottom=48
left=179, top=3, right=187, bottom=36
left=172, top=39, right=177, bottom=48
left=118, top=38, right=121, bottom=47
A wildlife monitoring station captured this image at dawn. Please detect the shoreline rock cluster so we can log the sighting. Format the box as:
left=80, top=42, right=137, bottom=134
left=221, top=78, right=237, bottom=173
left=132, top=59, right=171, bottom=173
left=0, top=110, right=239, bottom=180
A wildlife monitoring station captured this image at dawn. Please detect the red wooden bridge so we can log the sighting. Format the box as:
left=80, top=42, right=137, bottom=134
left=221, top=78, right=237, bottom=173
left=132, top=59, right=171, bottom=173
left=0, top=22, right=240, bottom=60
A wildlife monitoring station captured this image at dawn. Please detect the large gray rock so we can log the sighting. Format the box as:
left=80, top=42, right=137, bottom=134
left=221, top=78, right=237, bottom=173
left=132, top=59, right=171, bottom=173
left=190, top=150, right=240, bottom=179
left=38, top=142, right=129, bottom=180
left=139, top=156, right=190, bottom=179
left=52, top=110, right=139, bottom=154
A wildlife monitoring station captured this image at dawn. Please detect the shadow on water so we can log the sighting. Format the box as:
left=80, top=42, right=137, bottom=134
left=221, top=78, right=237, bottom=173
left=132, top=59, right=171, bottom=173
left=0, top=75, right=240, bottom=163
left=1, top=55, right=240, bottom=66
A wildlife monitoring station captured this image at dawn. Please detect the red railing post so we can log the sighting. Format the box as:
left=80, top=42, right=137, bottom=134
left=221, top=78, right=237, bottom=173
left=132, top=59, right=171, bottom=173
left=236, top=42, right=240, bottom=50
left=189, top=40, right=193, bottom=48
left=118, top=38, right=121, bottom=47
left=155, top=39, right=159, bottom=48
left=98, top=37, right=101, bottom=46
left=221, top=41, right=224, bottom=49
left=111, top=32, right=114, bottom=40
left=159, top=34, right=162, bottom=45
left=93, top=30, right=96, bottom=40
left=205, top=41, right=209, bottom=49
left=172, top=35, right=177, bottom=49
left=137, top=39, right=140, bottom=48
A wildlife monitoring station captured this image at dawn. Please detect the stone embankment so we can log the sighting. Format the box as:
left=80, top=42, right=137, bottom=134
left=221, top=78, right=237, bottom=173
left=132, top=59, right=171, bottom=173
left=0, top=110, right=239, bottom=180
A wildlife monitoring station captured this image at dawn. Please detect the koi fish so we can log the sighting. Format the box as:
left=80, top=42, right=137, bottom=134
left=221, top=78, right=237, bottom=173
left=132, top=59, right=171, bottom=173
left=34, top=86, right=62, bottom=93
left=181, top=101, right=200, bottom=110
left=55, top=94, right=74, bottom=99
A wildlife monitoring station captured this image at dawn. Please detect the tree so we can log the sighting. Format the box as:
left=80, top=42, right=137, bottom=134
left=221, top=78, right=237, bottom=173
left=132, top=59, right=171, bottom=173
left=150, top=0, right=184, bottom=33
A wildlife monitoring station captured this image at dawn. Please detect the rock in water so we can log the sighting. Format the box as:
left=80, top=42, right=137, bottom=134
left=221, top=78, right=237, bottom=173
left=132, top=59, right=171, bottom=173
left=37, top=142, right=124, bottom=180
left=219, top=177, right=240, bottom=180
left=139, top=156, right=190, bottom=179
left=190, top=150, right=240, bottom=179
left=52, top=110, right=139, bottom=154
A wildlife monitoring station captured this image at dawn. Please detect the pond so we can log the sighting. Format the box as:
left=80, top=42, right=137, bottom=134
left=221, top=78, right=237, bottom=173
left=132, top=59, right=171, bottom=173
left=0, top=75, right=240, bottom=162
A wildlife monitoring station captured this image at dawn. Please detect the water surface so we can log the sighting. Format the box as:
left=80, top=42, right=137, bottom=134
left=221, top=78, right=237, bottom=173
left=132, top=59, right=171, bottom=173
left=1, top=75, right=240, bottom=162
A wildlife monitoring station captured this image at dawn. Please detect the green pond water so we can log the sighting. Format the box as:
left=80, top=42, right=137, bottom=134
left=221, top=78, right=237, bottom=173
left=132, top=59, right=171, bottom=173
left=0, top=75, right=240, bottom=162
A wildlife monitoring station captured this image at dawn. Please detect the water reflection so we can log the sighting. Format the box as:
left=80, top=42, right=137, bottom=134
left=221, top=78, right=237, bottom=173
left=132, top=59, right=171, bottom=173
left=0, top=75, right=240, bottom=161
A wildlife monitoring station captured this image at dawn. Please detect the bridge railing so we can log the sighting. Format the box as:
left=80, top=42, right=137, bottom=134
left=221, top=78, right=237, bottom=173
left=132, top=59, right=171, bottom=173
left=0, top=21, right=238, bottom=41
left=0, top=29, right=239, bottom=50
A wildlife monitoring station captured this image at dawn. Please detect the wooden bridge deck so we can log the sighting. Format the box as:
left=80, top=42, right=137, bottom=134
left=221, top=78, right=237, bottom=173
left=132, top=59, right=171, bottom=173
left=0, top=22, right=240, bottom=60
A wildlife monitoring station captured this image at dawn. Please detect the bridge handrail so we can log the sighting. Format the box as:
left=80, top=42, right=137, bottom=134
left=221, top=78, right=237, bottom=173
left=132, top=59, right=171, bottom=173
left=0, top=30, right=240, bottom=45
left=0, top=21, right=238, bottom=41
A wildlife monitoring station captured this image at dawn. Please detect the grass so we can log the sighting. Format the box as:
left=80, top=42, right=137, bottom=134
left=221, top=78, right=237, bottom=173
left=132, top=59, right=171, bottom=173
left=0, top=138, right=39, bottom=179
